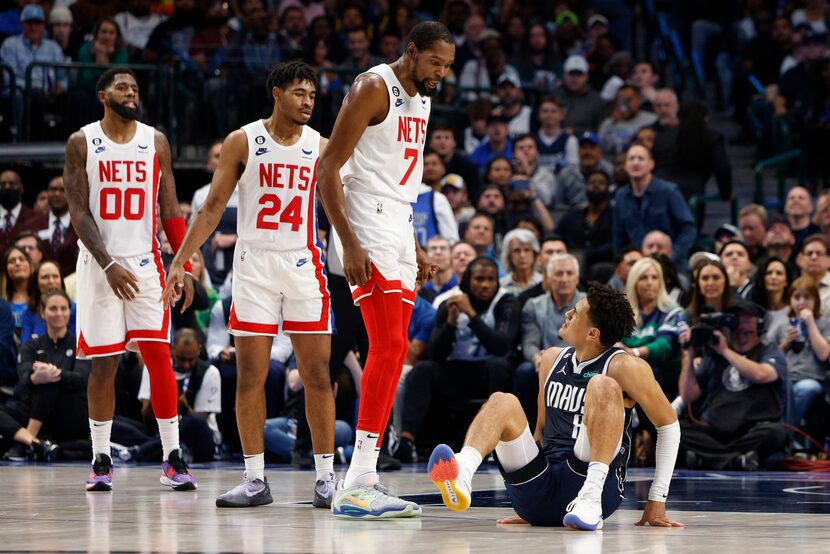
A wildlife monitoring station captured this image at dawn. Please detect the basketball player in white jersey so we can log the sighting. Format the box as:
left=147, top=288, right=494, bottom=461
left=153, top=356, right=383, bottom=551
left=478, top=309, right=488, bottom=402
left=64, top=68, right=197, bottom=492
left=163, top=61, right=337, bottom=508
left=317, top=21, right=455, bottom=518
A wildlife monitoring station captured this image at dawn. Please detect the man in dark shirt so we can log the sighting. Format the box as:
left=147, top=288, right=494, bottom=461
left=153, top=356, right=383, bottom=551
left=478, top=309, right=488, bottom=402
left=557, top=169, right=613, bottom=268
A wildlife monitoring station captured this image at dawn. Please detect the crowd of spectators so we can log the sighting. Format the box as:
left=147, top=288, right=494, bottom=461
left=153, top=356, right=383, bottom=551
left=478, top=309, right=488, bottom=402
left=2, top=0, right=830, bottom=471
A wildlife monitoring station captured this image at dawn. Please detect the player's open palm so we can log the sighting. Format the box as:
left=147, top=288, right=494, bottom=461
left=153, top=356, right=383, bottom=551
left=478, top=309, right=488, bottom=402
left=106, top=264, right=140, bottom=301
left=343, top=244, right=372, bottom=286
left=635, top=501, right=684, bottom=528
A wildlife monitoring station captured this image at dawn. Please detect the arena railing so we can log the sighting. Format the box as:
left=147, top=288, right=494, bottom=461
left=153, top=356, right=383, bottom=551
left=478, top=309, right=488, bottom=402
left=753, top=149, right=805, bottom=211
left=0, top=63, right=17, bottom=142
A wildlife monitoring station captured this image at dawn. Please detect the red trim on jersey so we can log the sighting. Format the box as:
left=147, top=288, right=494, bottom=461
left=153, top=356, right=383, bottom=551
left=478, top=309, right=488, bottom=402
left=151, top=154, right=166, bottom=291
left=228, top=303, right=279, bottom=335
left=126, top=329, right=169, bottom=342
left=77, top=331, right=125, bottom=357
left=402, top=289, right=416, bottom=306
left=351, top=264, right=402, bottom=303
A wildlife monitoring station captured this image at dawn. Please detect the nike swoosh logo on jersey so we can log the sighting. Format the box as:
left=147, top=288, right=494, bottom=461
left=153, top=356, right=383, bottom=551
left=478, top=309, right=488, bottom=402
left=255, top=147, right=269, bottom=156
left=139, top=258, right=149, bottom=267
left=395, top=98, right=404, bottom=107
left=95, top=146, right=106, bottom=153
left=296, top=258, right=308, bottom=267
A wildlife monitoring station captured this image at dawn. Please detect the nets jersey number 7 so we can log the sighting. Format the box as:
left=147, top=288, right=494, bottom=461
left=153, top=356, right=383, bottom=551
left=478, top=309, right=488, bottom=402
left=400, top=148, right=418, bottom=186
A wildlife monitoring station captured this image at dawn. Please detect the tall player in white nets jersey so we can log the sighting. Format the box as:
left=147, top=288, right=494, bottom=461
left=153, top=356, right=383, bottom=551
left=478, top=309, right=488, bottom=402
left=163, top=61, right=337, bottom=508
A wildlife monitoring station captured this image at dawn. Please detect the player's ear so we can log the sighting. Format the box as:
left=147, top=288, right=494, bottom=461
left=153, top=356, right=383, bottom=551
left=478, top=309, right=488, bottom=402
left=406, top=42, right=418, bottom=60
left=272, top=85, right=281, bottom=102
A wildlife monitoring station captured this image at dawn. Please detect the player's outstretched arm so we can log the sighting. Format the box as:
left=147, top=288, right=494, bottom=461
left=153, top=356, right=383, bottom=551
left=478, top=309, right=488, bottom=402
left=161, top=129, right=245, bottom=306
left=65, top=131, right=140, bottom=301
left=534, top=347, right=562, bottom=440
left=609, top=355, right=684, bottom=528
left=316, top=74, right=387, bottom=287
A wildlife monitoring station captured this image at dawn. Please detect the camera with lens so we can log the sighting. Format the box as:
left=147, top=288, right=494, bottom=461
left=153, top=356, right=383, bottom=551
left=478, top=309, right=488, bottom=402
left=688, top=311, right=739, bottom=349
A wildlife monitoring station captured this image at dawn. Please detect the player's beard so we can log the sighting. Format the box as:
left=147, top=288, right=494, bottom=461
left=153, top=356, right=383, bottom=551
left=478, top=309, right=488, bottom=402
left=109, top=98, right=141, bottom=121
left=412, top=69, right=438, bottom=97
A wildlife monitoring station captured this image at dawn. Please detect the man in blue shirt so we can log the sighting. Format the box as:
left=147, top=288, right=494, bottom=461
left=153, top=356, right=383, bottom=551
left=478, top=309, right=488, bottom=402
left=612, top=144, right=696, bottom=272
left=469, top=115, right=513, bottom=170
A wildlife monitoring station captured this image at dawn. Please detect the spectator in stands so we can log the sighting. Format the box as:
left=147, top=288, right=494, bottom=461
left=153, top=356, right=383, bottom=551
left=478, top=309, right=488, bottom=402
left=556, top=168, right=614, bottom=267
left=441, top=174, right=475, bottom=226
left=77, top=18, right=129, bottom=91
left=32, top=190, right=49, bottom=218
left=598, top=85, right=658, bottom=157
left=630, top=60, right=660, bottom=108
left=114, top=0, right=167, bottom=62
left=765, top=214, right=797, bottom=268
left=138, top=329, right=221, bottom=461
left=770, top=276, right=830, bottom=427
left=378, top=30, right=403, bottom=64
left=400, top=257, right=520, bottom=454
left=458, top=29, right=521, bottom=96
left=463, top=212, right=497, bottom=258
left=534, top=96, right=578, bottom=174
left=413, top=151, right=459, bottom=245
left=679, top=300, right=788, bottom=470
left=1, top=245, right=32, bottom=332
left=721, top=240, right=755, bottom=299
left=512, top=22, right=556, bottom=92
left=420, top=236, right=456, bottom=305
left=20, top=259, right=76, bottom=344
left=0, top=5, right=66, bottom=139
left=277, top=6, right=307, bottom=61
left=684, top=259, right=734, bottom=325
left=598, top=51, right=633, bottom=103
left=774, top=26, right=826, bottom=129
left=48, top=7, right=74, bottom=60
left=462, top=98, right=491, bottom=155
left=796, top=234, right=830, bottom=313
left=32, top=176, right=78, bottom=277
left=499, top=228, right=541, bottom=295
left=15, top=232, right=43, bottom=266
left=612, top=144, right=697, bottom=271
left=0, top=297, right=14, bottom=386
left=10, top=290, right=90, bottom=459
left=813, top=191, right=830, bottom=235
left=0, top=170, right=37, bottom=255
left=432, top=241, right=477, bottom=308
left=511, top=134, right=561, bottom=211
left=482, top=156, right=512, bottom=188
left=785, top=186, right=821, bottom=255
left=556, top=132, right=613, bottom=213
left=428, top=121, right=481, bottom=200
left=650, top=88, right=680, bottom=171
left=557, top=55, right=605, bottom=134
left=739, top=204, right=769, bottom=262
left=713, top=223, right=740, bottom=251
left=342, top=27, right=382, bottom=73
left=143, top=0, right=202, bottom=64
left=749, top=256, right=792, bottom=341
left=622, top=257, right=683, bottom=399
left=515, top=253, right=583, bottom=422
left=516, top=234, right=567, bottom=305
left=469, top=114, right=513, bottom=169
left=641, top=230, right=673, bottom=259
left=608, top=246, right=643, bottom=292
left=422, top=149, right=448, bottom=190
left=493, top=74, right=532, bottom=137
left=451, top=12, right=485, bottom=73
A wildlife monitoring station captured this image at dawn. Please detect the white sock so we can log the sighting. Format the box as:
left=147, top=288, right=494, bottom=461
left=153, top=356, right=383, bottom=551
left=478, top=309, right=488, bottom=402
left=244, top=453, right=265, bottom=481
left=584, top=461, right=609, bottom=491
left=89, top=418, right=112, bottom=462
left=455, top=446, right=482, bottom=495
left=156, top=416, right=180, bottom=460
left=314, top=453, right=335, bottom=482
left=344, top=430, right=381, bottom=488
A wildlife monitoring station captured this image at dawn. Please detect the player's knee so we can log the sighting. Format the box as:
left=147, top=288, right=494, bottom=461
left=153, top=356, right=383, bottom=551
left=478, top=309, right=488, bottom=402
left=299, top=363, right=331, bottom=392
left=586, top=374, right=622, bottom=400
left=486, top=391, right=522, bottom=413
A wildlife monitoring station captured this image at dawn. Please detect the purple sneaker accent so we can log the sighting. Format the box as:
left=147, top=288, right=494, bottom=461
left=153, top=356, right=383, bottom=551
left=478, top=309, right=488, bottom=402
left=86, top=454, right=113, bottom=492
left=160, top=449, right=197, bottom=491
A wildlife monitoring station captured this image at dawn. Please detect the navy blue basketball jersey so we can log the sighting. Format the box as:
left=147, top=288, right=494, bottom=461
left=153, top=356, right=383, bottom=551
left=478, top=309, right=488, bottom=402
left=541, top=346, right=633, bottom=472
left=537, top=131, right=571, bottom=173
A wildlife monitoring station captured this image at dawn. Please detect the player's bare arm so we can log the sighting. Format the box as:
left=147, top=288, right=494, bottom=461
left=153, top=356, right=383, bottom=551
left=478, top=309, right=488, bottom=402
left=155, top=130, right=195, bottom=311
left=65, top=131, right=140, bottom=301
left=534, top=347, right=564, bottom=440
left=414, top=231, right=436, bottom=284
left=607, top=355, right=684, bottom=528
left=161, top=129, right=246, bottom=305
left=317, top=74, right=388, bottom=287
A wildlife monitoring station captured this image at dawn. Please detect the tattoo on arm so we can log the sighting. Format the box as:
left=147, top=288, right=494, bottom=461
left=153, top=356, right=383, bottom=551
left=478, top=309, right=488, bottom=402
left=64, top=132, right=112, bottom=268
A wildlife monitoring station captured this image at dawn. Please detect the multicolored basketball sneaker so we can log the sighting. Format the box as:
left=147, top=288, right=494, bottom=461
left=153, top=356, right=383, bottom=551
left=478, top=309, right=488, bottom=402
left=428, top=444, right=471, bottom=512
left=85, top=453, right=114, bottom=492
left=331, top=481, right=421, bottom=519
left=160, top=449, right=197, bottom=491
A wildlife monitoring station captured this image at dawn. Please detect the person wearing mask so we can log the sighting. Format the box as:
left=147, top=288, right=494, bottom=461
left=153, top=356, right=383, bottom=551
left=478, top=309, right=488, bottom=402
left=556, top=132, right=613, bottom=212
left=556, top=169, right=614, bottom=267
left=0, top=170, right=37, bottom=254
left=400, top=257, right=520, bottom=457
left=612, top=144, right=697, bottom=272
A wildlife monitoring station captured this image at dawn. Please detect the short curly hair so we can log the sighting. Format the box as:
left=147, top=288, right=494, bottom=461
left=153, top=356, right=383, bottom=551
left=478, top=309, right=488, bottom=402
left=586, top=281, right=635, bottom=347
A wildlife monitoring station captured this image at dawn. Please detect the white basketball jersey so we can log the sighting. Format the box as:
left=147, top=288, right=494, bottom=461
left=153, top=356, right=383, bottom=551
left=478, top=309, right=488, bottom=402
left=81, top=121, right=160, bottom=258
left=236, top=120, right=322, bottom=251
left=340, top=63, right=431, bottom=204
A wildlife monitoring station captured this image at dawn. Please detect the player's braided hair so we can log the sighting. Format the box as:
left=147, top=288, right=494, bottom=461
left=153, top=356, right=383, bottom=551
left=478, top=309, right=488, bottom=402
left=265, top=60, right=318, bottom=97
left=407, top=21, right=453, bottom=51
left=586, top=281, right=635, bottom=347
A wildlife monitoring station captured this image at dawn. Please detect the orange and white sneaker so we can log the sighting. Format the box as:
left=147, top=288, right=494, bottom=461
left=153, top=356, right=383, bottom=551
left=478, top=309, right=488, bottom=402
left=428, top=444, right=471, bottom=512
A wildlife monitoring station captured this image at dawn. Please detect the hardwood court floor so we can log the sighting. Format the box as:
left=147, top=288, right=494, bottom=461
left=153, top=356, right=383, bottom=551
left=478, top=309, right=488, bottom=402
left=0, top=462, right=827, bottom=552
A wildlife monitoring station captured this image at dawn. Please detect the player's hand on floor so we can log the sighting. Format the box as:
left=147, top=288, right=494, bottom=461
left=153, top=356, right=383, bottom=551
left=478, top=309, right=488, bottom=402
left=496, top=515, right=529, bottom=525
left=343, top=244, right=372, bottom=286
left=160, top=262, right=185, bottom=306
left=106, top=263, right=140, bottom=301
left=635, top=501, right=684, bottom=528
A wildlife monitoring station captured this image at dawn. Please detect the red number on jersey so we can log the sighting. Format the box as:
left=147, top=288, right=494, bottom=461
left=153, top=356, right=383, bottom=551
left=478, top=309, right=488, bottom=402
left=400, top=148, right=418, bottom=186
left=256, top=194, right=305, bottom=232
left=99, top=187, right=146, bottom=220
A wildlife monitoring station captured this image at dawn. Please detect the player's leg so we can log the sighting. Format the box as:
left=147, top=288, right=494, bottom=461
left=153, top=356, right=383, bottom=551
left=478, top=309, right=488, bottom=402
left=429, top=391, right=531, bottom=511
left=563, top=375, right=625, bottom=531
left=290, top=333, right=336, bottom=507
left=216, top=334, right=275, bottom=507
left=86, top=354, right=120, bottom=491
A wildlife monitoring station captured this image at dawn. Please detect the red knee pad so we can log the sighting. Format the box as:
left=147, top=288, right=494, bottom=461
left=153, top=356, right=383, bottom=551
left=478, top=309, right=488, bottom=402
left=137, top=341, right=178, bottom=419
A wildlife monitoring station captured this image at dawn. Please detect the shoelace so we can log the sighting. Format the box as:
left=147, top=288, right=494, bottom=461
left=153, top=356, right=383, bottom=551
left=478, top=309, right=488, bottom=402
left=169, top=455, right=190, bottom=475
left=566, top=487, right=599, bottom=513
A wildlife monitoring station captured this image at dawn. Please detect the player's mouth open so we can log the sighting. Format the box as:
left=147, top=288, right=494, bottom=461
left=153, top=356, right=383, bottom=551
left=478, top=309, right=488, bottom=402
left=426, top=80, right=437, bottom=88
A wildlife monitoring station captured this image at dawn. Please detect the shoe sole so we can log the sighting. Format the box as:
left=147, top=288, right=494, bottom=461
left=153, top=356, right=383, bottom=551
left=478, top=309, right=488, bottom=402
left=160, top=475, right=197, bottom=491
left=428, top=444, right=470, bottom=512
left=215, top=494, right=274, bottom=508
left=563, top=513, right=603, bottom=531
left=331, top=504, right=422, bottom=519
left=85, top=481, right=113, bottom=492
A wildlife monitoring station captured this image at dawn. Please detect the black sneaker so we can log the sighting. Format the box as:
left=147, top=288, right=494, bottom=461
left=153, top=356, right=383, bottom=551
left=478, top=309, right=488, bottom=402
left=732, top=451, right=759, bottom=471
left=3, top=442, right=30, bottom=462
left=30, top=440, right=58, bottom=462
left=377, top=451, right=402, bottom=471
left=392, top=437, right=419, bottom=464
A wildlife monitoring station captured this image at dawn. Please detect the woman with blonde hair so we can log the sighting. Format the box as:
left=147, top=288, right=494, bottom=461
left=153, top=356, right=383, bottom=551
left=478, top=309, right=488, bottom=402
left=622, top=257, right=684, bottom=399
